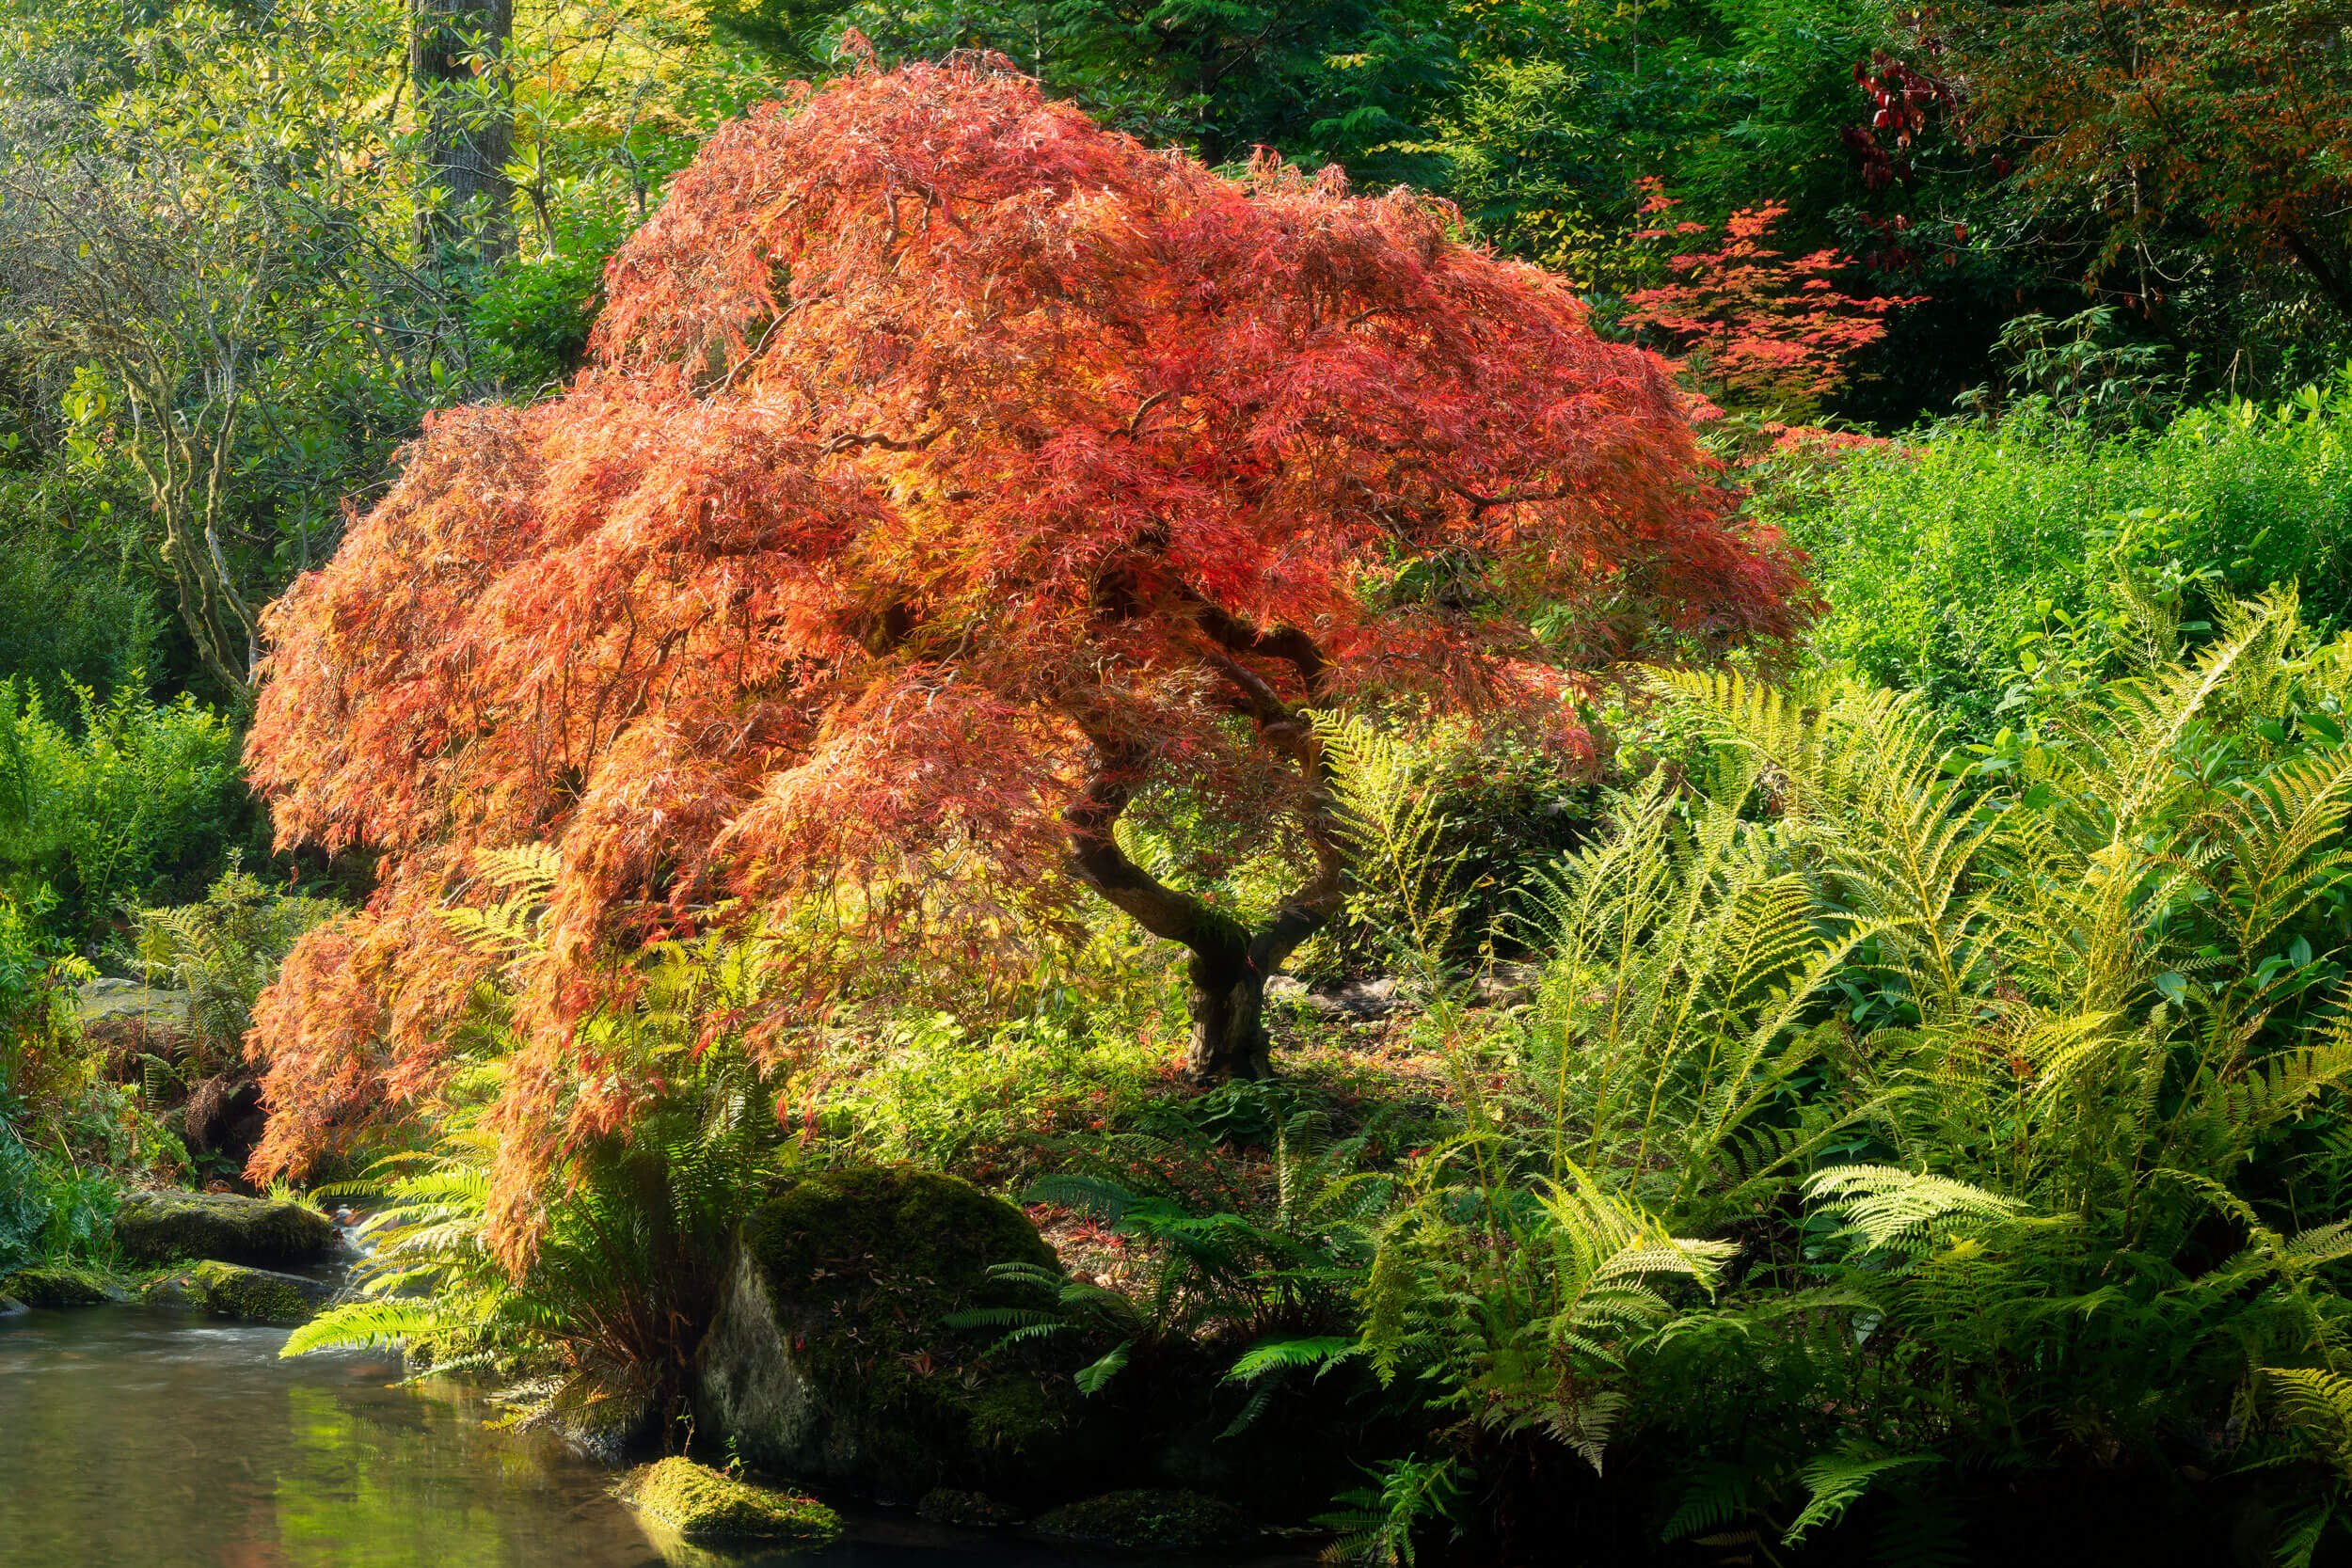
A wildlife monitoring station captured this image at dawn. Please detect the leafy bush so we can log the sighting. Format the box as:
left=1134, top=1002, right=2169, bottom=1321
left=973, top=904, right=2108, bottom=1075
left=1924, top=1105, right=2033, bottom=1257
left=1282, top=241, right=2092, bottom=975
left=0, top=890, right=90, bottom=1107
left=1123, top=716, right=1597, bottom=985
left=0, top=679, right=253, bottom=945
left=465, top=244, right=611, bottom=395
left=816, top=992, right=1173, bottom=1184
left=1767, top=375, right=2352, bottom=733
left=0, top=1127, right=45, bottom=1276
left=0, top=533, right=163, bottom=721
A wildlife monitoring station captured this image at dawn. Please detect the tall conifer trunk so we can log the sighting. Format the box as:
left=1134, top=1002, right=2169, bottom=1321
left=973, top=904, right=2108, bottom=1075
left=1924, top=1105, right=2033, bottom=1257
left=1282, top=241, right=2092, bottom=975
left=410, top=0, right=514, bottom=260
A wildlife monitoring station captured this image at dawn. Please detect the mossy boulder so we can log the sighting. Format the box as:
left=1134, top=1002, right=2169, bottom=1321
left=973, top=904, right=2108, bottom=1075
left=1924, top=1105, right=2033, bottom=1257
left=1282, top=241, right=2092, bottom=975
left=115, top=1190, right=338, bottom=1266
left=139, top=1271, right=208, bottom=1308
left=187, top=1260, right=335, bottom=1323
left=0, top=1294, right=25, bottom=1316
left=691, top=1164, right=1076, bottom=1501
left=618, top=1457, right=841, bottom=1543
left=1032, top=1488, right=1256, bottom=1552
left=0, top=1264, right=128, bottom=1307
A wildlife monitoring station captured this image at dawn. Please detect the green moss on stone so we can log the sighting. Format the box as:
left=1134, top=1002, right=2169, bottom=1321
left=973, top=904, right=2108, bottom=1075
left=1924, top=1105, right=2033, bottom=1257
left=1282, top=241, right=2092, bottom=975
left=0, top=1264, right=127, bottom=1307
left=962, top=1372, right=1062, bottom=1463
left=746, top=1165, right=1056, bottom=1286
left=1033, top=1489, right=1255, bottom=1552
left=115, top=1190, right=337, bottom=1265
left=190, top=1260, right=333, bottom=1324
left=139, top=1271, right=207, bottom=1307
left=621, top=1458, right=841, bottom=1543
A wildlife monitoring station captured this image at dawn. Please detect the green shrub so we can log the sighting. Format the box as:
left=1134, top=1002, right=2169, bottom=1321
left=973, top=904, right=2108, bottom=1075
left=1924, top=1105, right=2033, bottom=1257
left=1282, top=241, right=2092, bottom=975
left=1121, top=715, right=1597, bottom=984
left=0, top=890, right=91, bottom=1108
left=818, top=994, right=1172, bottom=1181
left=465, top=245, right=610, bottom=396
left=0, top=539, right=163, bottom=721
left=0, top=678, right=253, bottom=944
left=1766, top=379, right=2352, bottom=733
left=0, top=1129, right=44, bottom=1276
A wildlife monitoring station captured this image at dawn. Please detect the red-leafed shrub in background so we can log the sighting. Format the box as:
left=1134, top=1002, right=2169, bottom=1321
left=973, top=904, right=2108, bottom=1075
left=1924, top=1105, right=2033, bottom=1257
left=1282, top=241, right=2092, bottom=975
left=1621, top=181, right=1919, bottom=413
left=241, top=58, right=1813, bottom=1250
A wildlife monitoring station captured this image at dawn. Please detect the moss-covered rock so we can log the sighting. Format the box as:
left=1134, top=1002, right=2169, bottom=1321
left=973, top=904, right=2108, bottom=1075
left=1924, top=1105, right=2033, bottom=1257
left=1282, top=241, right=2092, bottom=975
left=618, top=1457, right=841, bottom=1543
left=1032, top=1488, right=1256, bottom=1552
left=691, top=1164, right=1074, bottom=1501
left=139, top=1271, right=207, bottom=1307
left=0, top=1264, right=129, bottom=1307
left=115, top=1190, right=337, bottom=1266
left=0, top=1294, right=25, bottom=1316
left=187, top=1260, right=335, bottom=1324
left=915, top=1487, right=1024, bottom=1528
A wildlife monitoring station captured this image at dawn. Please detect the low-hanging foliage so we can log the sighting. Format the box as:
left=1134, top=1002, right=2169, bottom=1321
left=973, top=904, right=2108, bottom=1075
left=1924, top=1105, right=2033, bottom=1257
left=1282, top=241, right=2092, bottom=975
left=285, top=859, right=790, bottom=1439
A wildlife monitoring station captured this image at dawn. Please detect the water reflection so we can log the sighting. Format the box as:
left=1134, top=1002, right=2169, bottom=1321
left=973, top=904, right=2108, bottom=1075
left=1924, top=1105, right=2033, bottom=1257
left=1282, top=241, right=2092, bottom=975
left=0, top=1306, right=1310, bottom=1568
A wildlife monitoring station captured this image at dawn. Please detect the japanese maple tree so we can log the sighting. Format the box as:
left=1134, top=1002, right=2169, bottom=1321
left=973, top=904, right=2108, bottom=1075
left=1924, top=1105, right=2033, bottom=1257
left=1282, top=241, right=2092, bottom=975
left=1620, top=182, right=1916, bottom=413
left=243, top=58, right=1808, bottom=1229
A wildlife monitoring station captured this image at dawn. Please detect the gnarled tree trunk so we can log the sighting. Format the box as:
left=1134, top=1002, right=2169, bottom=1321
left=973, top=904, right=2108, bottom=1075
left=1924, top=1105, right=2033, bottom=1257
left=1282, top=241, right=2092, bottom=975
left=1066, top=615, right=1342, bottom=1083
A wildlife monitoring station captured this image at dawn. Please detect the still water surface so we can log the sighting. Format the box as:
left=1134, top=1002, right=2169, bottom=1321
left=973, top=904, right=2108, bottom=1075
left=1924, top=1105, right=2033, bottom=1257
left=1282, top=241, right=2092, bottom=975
left=0, top=1306, right=1302, bottom=1568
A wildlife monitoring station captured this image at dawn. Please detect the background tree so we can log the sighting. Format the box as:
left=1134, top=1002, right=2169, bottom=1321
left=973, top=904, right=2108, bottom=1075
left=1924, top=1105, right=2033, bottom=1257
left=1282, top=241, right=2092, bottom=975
left=0, top=138, right=315, bottom=695
left=1933, top=0, right=2352, bottom=325
left=411, top=0, right=516, bottom=261
left=242, top=57, right=1808, bottom=1241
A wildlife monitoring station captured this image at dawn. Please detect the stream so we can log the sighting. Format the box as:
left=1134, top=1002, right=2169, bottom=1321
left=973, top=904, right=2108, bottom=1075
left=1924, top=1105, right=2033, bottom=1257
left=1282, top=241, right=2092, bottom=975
left=0, top=1304, right=1313, bottom=1568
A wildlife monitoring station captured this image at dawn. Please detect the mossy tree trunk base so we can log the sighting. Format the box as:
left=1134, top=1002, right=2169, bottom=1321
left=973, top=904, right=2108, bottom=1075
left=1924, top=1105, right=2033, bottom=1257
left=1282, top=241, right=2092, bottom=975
left=1185, top=958, right=1272, bottom=1083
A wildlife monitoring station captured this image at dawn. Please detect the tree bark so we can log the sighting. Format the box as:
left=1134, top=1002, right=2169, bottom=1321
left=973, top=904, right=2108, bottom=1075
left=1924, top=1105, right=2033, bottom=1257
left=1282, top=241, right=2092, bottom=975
left=410, top=0, right=514, bottom=261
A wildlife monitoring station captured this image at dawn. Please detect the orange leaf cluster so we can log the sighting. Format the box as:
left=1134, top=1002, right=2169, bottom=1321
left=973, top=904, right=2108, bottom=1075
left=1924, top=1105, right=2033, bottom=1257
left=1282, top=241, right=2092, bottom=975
left=244, top=59, right=1810, bottom=1244
left=1623, top=182, right=1918, bottom=409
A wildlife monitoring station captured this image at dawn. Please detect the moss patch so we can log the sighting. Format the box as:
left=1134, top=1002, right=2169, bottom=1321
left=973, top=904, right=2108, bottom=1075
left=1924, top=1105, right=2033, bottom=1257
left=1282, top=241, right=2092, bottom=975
left=746, top=1164, right=1057, bottom=1285
left=619, top=1458, right=841, bottom=1543
left=1033, top=1489, right=1255, bottom=1552
left=0, top=1264, right=128, bottom=1307
left=115, top=1190, right=336, bottom=1265
left=189, top=1260, right=333, bottom=1324
left=139, top=1271, right=207, bottom=1307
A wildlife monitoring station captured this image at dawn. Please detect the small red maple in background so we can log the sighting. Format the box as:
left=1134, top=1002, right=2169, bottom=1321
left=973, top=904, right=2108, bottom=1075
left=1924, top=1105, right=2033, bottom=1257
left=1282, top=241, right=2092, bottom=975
left=243, top=58, right=1813, bottom=1247
left=1620, top=180, right=1920, bottom=415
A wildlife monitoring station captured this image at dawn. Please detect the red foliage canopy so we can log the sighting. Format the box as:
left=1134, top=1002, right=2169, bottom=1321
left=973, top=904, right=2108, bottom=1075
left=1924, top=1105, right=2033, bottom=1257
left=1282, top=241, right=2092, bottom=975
left=244, top=59, right=1808, bottom=1239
